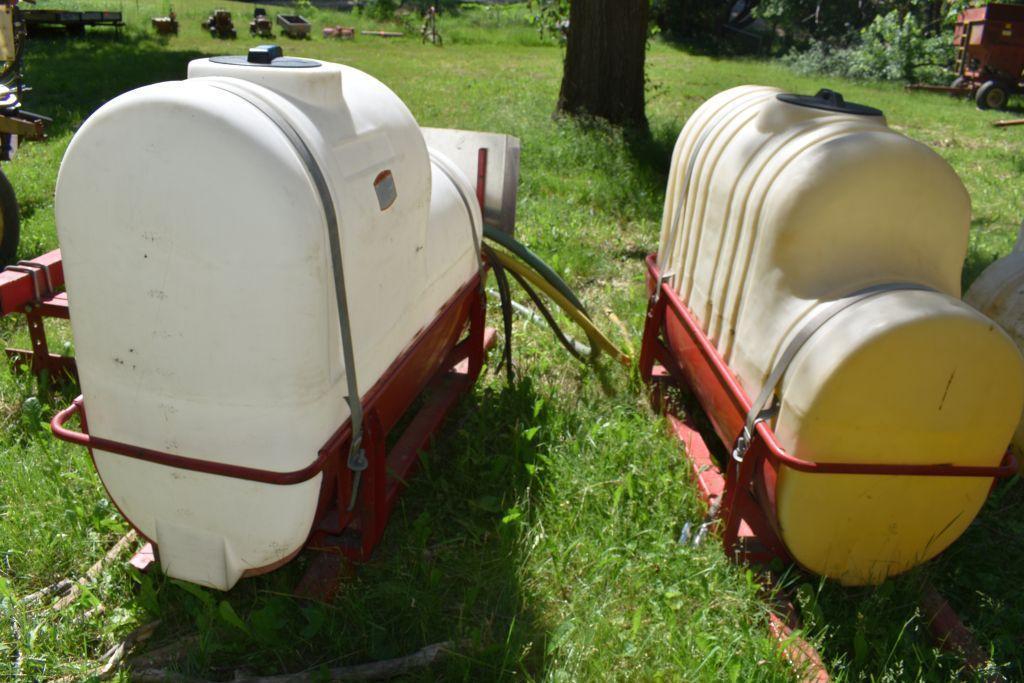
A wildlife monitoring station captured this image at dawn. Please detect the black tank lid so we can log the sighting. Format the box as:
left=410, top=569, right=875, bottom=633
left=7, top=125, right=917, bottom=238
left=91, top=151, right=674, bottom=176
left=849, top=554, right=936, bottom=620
left=210, top=45, right=320, bottom=68
left=776, top=89, right=882, bottom=117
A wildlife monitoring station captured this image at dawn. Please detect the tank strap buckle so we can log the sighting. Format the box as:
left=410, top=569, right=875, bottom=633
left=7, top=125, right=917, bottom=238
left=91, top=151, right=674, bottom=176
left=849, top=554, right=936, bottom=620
left=731, top=406, right=775, bottom=464
left=731, top=282, right=937, bottom=467
left=652, top=271, right=674, bottom=305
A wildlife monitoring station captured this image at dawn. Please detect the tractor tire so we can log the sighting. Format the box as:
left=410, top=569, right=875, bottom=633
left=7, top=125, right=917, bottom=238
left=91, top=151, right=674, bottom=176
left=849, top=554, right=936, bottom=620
left=977, top=80, right=1010, bottom=110
left=0, top=168, right=21, bottom=266
left=951, top=76, right=966, bottom=89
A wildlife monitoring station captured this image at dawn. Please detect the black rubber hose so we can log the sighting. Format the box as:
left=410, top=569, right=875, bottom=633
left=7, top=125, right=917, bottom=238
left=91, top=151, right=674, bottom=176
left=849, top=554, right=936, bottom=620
left=485, top=244, right=515, bottom=383
left=506, top=267, right=586, bottom=363
left=483, top=226, right=589, bottom=316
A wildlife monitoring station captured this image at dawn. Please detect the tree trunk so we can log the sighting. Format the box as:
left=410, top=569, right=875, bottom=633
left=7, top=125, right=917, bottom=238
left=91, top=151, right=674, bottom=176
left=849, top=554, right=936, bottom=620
left=556, top=0, right=649, bottom=130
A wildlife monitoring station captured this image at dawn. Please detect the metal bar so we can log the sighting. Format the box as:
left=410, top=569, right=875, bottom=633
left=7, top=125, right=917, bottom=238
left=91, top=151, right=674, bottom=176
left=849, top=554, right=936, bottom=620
left=476, top=147, right=488, bottom=211
left=50, top=274, right=487, bottom=488
left=52, top=397, right=334, bottom=485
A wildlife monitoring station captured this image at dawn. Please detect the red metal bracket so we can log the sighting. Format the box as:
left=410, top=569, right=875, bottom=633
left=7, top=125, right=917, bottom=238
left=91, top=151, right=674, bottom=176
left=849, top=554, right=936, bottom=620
left=0, top=251, right=77, bottom=382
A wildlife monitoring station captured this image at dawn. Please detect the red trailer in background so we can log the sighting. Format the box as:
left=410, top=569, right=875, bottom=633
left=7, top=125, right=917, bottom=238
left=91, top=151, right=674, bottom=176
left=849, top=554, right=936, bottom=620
left=953, top=3, right=1024, bottom=109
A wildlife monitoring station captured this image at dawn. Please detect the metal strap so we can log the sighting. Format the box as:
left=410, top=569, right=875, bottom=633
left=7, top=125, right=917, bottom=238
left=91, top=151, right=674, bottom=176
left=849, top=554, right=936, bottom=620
left=732, top=282, right=937, bottom=463
left=206, top=81, right=367, bottom=479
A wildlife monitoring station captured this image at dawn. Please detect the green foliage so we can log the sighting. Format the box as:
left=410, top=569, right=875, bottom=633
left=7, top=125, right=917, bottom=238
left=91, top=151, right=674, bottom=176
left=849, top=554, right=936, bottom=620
left=526, top=0, right=568, bottom=40
left=785, top=9, right=953, bottom=83
left=362, top=0, right=399, bottom=21
left=650, top=0, right=728, bottom=43
left=406, top=0, right=461, bottom=14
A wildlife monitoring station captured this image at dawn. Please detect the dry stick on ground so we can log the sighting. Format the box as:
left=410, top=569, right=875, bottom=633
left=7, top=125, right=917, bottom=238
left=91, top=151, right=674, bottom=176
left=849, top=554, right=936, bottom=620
left=993, top=118, right=1024, bottom=127
left=21, top=577, right=74, bottom=605
left=52, top=529, right=138, bottom=611
left=131, top=640, right=464, bottom=683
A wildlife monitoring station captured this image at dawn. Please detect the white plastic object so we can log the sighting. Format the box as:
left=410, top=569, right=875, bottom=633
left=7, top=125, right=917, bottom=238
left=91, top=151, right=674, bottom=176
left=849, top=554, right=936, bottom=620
left=55, top=55, right=482, bottom=590
left=658, top=85, right=1024, bottom=585
left=965, top=218, right=1024, bottom=451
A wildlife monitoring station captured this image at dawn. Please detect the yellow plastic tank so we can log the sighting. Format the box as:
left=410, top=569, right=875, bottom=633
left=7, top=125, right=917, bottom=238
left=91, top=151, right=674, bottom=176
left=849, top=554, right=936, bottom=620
left=658, top=86, right=1024, bottom=585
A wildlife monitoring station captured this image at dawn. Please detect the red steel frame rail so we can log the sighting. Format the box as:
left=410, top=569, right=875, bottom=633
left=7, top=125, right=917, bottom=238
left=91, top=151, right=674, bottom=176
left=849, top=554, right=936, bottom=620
left=638, top=254, right=1014, bottom=675
left=47, top=270, right=494, bottom=571
left=639, top=254, right=1015, bottom=562
left=0, top=249, right=77, bottom=381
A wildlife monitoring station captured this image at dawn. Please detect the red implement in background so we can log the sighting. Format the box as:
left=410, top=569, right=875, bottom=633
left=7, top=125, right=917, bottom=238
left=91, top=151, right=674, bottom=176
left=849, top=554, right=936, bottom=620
left=934, top=4, right=1024, bottom=109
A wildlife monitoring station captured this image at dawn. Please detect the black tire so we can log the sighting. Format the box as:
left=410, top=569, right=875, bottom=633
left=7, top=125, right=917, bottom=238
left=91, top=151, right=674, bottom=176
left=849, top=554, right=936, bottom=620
left=951, top=76, right=966, bottom=89
left=0, top=168, right=21, bottom=266
left=977, top=80, right=1009, bottom=110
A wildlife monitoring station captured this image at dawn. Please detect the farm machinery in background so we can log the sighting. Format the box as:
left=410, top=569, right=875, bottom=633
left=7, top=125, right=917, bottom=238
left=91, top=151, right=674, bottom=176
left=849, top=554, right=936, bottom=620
left=0, top=0, right=48, bottom=265
left=152, top=9, right=178, bottom=36
left=910, top=3, right=1024, bottom=111
left=250, top=7, right=272, bottom=38
left=202, top=9, right=236, bottom=39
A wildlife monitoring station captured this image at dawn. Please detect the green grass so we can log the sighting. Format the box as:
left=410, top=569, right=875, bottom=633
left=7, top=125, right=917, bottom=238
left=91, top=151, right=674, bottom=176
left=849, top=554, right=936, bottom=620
left=1, top=2, right=1024, bottom=680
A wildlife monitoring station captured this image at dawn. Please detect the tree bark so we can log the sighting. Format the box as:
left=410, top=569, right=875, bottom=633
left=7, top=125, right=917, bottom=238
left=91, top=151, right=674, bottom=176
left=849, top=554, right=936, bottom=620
left=556, top=0, right=649, bottom=130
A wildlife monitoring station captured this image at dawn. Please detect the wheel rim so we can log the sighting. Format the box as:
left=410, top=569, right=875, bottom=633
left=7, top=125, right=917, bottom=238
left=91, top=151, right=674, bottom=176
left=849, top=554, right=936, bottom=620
left=987, top=88, right=1007, bottom=109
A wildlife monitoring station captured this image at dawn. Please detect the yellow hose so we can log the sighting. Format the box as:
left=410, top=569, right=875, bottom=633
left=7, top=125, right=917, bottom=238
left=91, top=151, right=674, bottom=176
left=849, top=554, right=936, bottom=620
left=486, top=247, right=631, bottom=366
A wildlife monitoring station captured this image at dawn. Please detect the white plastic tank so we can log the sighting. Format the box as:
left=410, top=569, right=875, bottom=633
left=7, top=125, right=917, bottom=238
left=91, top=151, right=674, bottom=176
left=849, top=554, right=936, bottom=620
left=55, top=47, right=482, bottom=590
left=658, top=86, right=1024, bottom=585
left=966, top=219, right=1024, bottom=451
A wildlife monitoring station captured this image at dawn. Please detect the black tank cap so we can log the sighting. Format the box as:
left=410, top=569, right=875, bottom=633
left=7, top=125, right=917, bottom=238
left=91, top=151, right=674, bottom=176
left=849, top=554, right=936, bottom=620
left=209, top=45, right=320, bottom=68
left=776, top=89, right=883, bottom=117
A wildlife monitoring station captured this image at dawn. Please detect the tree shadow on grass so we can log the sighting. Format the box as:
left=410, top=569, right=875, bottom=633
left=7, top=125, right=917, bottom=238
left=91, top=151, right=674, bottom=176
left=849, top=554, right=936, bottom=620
left=134, top=378, right=551, bottom=680
left=20, top=32, right=208, bottom=137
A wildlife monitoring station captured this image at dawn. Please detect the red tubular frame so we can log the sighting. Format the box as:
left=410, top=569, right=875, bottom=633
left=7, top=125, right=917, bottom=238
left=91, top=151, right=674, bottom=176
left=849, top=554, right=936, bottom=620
left=49, top=271, right=493, bottom=566
left=639, top=254, right=1017, bottom=562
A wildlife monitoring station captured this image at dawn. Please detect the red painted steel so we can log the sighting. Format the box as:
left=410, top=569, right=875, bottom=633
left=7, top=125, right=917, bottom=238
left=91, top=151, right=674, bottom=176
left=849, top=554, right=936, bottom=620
left=476, top=147, right=488, bottom=211
left=643, top=255, right=1015, bottom=481
left=0, top=249, right=64, bottom=315
left=50, top=275, right=486, bottom=486
left=49, top=271, right=492, bottom=569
